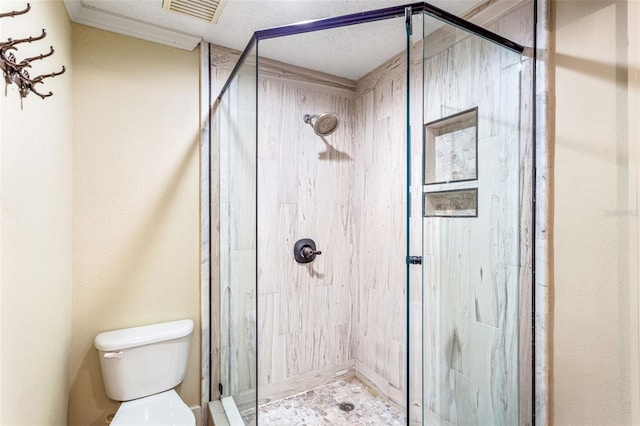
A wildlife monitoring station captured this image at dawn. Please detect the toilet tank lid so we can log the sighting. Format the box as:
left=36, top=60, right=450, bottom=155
left=94, top=319, right=194, bottom=352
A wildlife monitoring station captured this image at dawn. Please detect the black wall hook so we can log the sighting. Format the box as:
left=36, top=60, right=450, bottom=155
left=0, top=4, right=66, bottom=108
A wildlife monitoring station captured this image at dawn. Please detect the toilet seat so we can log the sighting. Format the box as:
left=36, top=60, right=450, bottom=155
left=110, top=389, right=195, bottom=426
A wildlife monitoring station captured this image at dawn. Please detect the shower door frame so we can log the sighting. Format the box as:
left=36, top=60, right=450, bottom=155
left=217, top=2, right=523, bottom=100
left=207, top=2, right=534, bottom=424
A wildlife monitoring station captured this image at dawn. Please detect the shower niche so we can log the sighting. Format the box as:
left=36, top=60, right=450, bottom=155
left=209, top=2, right=533, bottom=425
left=423, top=188, right=478, bottom=217
left=423, top=107, right=479, bottom=218
left=424, top=108, right=478, bottom=185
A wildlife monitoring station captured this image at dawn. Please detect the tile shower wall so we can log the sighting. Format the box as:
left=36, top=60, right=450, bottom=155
left=255, top=53, right=409, bottom=409
left=352, top=55, right=408, bottom=408
left=421, top=37, right=522, bottom=424
left=256, top=75, right=359, bottom=402
left=211, top=46, right=410, bottom=408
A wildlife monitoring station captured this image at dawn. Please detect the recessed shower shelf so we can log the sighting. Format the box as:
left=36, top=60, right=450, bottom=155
left=423, top=108, right=479, bottom=217
left=424, top=188, right=478, bottom=217
left=424, top=107, right=478, bottom=186
left=422, top=180, right=476, bottom=193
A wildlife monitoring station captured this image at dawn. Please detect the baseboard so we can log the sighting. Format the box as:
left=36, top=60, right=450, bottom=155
left=354, top=360, right=406, bottom=411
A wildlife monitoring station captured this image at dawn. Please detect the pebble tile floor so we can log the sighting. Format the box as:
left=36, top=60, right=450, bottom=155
left=242, top=377, right=406, bottom=425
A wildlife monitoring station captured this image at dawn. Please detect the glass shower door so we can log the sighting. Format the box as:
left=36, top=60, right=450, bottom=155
left=211, top=4, right=528, bottom=425
left=418, top=16, right=523, bottom=425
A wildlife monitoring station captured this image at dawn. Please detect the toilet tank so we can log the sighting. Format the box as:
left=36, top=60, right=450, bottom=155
left=94, top=319, right=194, bottom=401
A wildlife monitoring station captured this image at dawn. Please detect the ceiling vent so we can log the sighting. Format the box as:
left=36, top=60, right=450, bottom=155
left=162, top=0, right=226, bottom=23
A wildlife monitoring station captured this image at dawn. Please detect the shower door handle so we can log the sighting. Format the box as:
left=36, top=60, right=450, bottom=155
left=407, top=256, right=422, bottom=265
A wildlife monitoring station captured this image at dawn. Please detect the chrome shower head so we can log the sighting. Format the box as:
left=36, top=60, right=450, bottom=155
left=304, top=112, right=340, bottom=137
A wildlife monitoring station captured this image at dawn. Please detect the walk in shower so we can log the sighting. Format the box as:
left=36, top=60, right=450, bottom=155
left=208, top=2, right=534, bottom=424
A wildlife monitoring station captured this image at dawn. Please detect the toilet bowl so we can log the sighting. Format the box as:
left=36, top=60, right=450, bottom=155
left=94, top=319, right=196, bottom=426
left=110, top=389, right=194, bottom=425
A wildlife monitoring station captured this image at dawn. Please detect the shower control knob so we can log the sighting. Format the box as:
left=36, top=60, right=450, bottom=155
left=301, top=246, right=322, bottom=258
left=294, top=238, right=321, bottom=264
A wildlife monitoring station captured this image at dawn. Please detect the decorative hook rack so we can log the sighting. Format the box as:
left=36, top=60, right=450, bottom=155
left=0, top=3, right=66, bottom=108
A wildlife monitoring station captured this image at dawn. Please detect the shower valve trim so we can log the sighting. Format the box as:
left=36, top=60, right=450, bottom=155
left=294, top=238, right=322, bottom=264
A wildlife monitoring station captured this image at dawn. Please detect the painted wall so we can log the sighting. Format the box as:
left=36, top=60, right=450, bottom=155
left=553, top=1, right=633, bottom=424
left=0, top=1, right=73, bottom=424
left=68, top=25, right=201, bottom=425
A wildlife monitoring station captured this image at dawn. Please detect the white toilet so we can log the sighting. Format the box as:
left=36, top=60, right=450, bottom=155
left=94, top=319, right=196, bottom=426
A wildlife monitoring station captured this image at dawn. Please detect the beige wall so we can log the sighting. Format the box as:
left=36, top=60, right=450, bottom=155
left=0, top=1, right=73, bottom=425
left=553, top=1, right=634, bottom=424
left=68, top=25, right=201, bottom=425
left=631, top=0, right=640, bottom=423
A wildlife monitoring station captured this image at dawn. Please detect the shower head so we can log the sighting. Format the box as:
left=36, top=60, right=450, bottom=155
left=304, top=112, right=340, bottom=137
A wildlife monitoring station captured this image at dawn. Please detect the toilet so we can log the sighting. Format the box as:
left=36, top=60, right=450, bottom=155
left=94, top=319, right=196, bottom=426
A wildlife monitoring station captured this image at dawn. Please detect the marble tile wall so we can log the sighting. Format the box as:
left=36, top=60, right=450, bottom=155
left=484, top=4, right=537, bottom=424
left=417, top=14, right=526, bottom=426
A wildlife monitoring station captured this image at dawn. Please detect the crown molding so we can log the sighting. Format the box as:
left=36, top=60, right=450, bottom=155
left=63, top=0, right=201, bottom=50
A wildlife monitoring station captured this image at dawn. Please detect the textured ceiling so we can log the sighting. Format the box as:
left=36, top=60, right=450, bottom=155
left=68, top=0, right=483, bottom=79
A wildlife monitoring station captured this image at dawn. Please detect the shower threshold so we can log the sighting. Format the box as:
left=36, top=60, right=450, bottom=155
left=242, top=376, right=406, bottom=425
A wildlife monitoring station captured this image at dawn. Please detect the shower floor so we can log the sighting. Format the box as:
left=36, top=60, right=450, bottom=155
left=242, top=377, right=406, bottom=425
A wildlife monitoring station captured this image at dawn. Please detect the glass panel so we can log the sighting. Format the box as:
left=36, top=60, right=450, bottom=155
left=216, top=46, right=258, bottom=420
left=420, top=13, right=522, bottom=425
left=254, top=15, right=409, bottom=425
left=408, top=11, right=425, bottom=426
